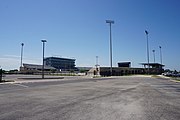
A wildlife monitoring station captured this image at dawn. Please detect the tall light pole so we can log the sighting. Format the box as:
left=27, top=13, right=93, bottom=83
left=95, top=56, right=99, bottom=75
left=41, top=39, right=47, bottom=79
left=0, top=66, right=2, bottom=82
left=96, top=56, right=99, bottom=67
left=106, top=20, right=114, bottom=76
left=20, top=43, right=24, bottom=67
left=152, top=50, right=155, bottom=63
left=159, top=46, right=162, bottom=64
left=145, top=30, right=150, bottom=74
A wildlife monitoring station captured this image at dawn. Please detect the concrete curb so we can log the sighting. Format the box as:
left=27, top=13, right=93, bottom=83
left=170, top=79, right=180, bottom=83
left=18, top=77, right=64, bottom=80
left=157, top=75, right=180, bottom=83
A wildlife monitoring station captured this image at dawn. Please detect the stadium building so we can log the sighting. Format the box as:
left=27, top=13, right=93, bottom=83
left=44, top=57, right=76, bottom=71
left=88, top=62, right=164, bottom=76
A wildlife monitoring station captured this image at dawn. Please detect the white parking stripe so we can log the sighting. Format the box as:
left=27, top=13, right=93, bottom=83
left=12, top=83, right=29, bottom=88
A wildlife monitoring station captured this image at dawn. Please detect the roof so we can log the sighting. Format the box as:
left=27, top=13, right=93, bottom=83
left=44, top=57, right=75, bottom=61
left=23, top=63, right=56, bottom=69
left=140, top=63, right=165, bottom=66
left=118, top=62, right=131, bottom=63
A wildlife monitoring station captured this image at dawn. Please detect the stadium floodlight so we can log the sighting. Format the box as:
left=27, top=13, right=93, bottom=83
left=159, top=46, right=162, bottom=64
left=20, top=43, right=24, bottom=67
left=106, top=20, right=114, bottom=76
left=145, top=30, right=150, bottom=74
left=152, top=50, right=155, bottom=63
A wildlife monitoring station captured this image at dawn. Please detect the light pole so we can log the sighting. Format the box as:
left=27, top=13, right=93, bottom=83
left=159, top=46, right=162, bottom=64
left=21, top=43, right=24, bottom=67
left=0, top=66, right=2, bottom=82
left=95, top=56, right=99, bottom=75
left=106, top=20, right=114, bottom=76
left=152, top=50, right=155, bottom=63
left=41, top=39, right=47, bottom=79
left=20, top=43, right=24, bottom=67
left=145, top=30, right=150, bottom=74
left=95, top=56, right=99, bottom=68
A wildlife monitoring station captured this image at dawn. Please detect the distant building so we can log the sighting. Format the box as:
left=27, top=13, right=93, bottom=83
left=118, top=62, right=131, bottom=67
left=44, top=57, right=76, bottom=71
left=140, top=63, right=164, bottom=74
left=76, top=67, right=92, bottom=72
left=88, top=62, right=164, bottom=76
left=140, top=63, right=164, bottom=69
left=99, top=67, right=145, bottom=76
left=20, top=63, right=56, bottom=74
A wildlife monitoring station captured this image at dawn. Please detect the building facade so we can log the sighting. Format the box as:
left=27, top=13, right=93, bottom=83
left=20, top=63, right=56, bottom=74
left=88, top=62, right=164, bottom=76
left=44, top=57, right=76, bottom=71
left=118, top=62, right=131, bottom=67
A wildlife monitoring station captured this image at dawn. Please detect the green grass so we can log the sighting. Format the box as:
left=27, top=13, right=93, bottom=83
left=92, top=75, right=101, bottom=78
left=172, top=77, right=180, bottom=81
left=151, top=75, right=161, bottom=78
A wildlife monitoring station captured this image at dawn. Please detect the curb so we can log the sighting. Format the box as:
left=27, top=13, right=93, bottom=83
left=170, top=79, right=180, bottom=83
left=18, top=77, right=64, bottom=80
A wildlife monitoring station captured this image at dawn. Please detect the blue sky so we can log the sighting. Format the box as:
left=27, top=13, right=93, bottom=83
left=0, top=0, right=180, bottom=70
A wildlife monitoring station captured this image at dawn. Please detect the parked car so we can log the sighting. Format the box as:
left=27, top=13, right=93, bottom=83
left=162, top=72, right=180, bottom=77
left=162, top=72, right=173, bottom=77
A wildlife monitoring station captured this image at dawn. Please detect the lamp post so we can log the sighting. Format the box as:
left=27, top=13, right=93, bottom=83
left=95, top=56, right=99, bottom=75
left=145, top=30, right=150, bottom=74
left=95, top=56, right=99, bottom=68
left=41, top=39, right=47, bottom=79
left=152, top=50, right=155, bottom=63
left=106, top=20, right=114, bottom=76
left=20, top=43, right=24, bottom=67
left=159, top=46, right=162, bottom=64
left=0, top=66, right=2, bottom=82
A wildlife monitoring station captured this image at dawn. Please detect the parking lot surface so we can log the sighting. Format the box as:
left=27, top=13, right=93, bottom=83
left=0, top=75, right=180, bottom=120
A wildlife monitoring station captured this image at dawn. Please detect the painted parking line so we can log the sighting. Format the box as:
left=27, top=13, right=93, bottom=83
left=12, top=83, right=29, bottom=88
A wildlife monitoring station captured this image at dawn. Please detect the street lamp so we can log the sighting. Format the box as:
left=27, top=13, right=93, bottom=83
left=159, top=46, right=162, bottom=64
left=145, top=30, right=150, bottom=74
left=41, top=39, right=47, bottom=79
left=20, top=43, right=24, bottom=67
left=95, top=56, right=100, bottom=75
left=0, top=66, right=2, bottom=82
left=96, top=56, right=99, bottom=67
left=106, top=20, right=114, bottom=76
left=152, top=50, right=155, bottom=63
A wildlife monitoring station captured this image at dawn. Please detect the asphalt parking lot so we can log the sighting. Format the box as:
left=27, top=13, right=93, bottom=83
left=0, top=75, right=180, bottom=120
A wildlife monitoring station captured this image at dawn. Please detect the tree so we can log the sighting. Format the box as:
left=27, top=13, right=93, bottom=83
left=174, top=70, right=178, bottom=74
left=164, top=69, right=171, bottom=73
left=70, top=70, right=74, bottom=73
left=50, top=69, right=56, bottom=73
left=80, top=69, right=86, bottom=73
